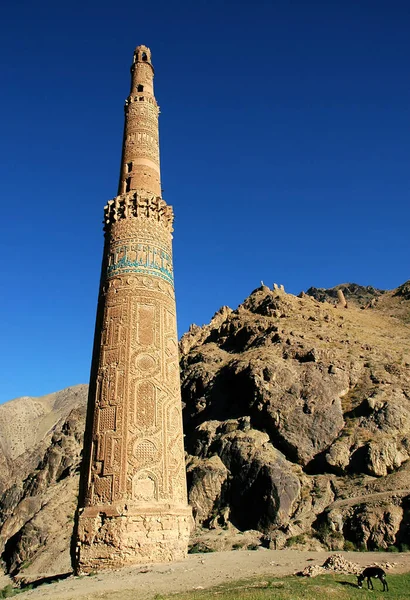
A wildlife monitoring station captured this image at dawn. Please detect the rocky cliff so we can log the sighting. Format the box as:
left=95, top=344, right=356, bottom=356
left=181, top=282, right=410, bottom=551
left=0, top=282, right=409, bottom=581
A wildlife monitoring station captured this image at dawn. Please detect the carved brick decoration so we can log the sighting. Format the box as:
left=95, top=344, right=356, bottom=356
left=74, top=45, right=192, bottom=573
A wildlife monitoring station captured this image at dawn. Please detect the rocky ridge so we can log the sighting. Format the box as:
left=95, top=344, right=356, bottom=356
left=0, top=282, right=409, bottom=582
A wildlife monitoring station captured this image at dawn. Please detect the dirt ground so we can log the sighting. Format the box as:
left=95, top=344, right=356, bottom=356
left=15, top=550, right=410, bottom=600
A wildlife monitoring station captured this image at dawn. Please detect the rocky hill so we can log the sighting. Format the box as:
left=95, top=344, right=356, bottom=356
left=0, top=282, right=409, bottom=582
left=0, top=386, right=87, bottom=582
left=182, top=281, right=410, bottom=551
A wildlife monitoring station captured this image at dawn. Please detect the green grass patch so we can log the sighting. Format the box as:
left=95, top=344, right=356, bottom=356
left=142, top=572, right=410, bottom=600
left=0, top=586, right=17, bottom=599
left=0, top=585, right=31, bottom=599
left=285, top=534, right=305, bottom=547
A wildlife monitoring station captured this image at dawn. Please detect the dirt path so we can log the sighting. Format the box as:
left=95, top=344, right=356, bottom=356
left=18, top=550, right=410, bottom=600
left=328, top=489, right=410, bottom=510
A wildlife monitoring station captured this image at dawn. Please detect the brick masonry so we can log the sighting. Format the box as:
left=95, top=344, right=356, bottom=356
left=74, top=45, right=192, bottom=573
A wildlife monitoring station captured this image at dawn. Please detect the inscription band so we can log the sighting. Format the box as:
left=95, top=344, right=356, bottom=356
left=107, top=243, right=173, bottom=285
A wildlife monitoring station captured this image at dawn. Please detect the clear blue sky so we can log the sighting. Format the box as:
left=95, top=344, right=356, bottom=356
left=1, top=0, right=409, bottom=403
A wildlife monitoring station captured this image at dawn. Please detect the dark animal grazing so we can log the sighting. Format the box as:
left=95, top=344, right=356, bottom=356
left=357, top=567, right=388, bottom=592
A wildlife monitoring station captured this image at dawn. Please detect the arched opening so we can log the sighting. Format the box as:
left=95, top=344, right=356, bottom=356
left=137, top=84, right=144, bottom=92
left=142, top=52, right=148, bottom=61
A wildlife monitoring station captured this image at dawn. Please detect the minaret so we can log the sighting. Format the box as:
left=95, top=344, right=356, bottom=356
left=74, top=45, right=192, bottom=573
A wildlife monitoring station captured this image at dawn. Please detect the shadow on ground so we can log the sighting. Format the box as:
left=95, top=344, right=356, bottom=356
left=20, top=572, right=72, bottom=590
left=337, top=580, right=359, bottom=589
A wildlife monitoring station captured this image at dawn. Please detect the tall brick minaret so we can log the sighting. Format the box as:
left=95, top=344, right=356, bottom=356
left=73, top=45, right=192, bottom=573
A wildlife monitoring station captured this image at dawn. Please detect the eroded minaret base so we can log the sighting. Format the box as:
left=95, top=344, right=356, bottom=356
left=76, top=503, right=192, bottom=573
